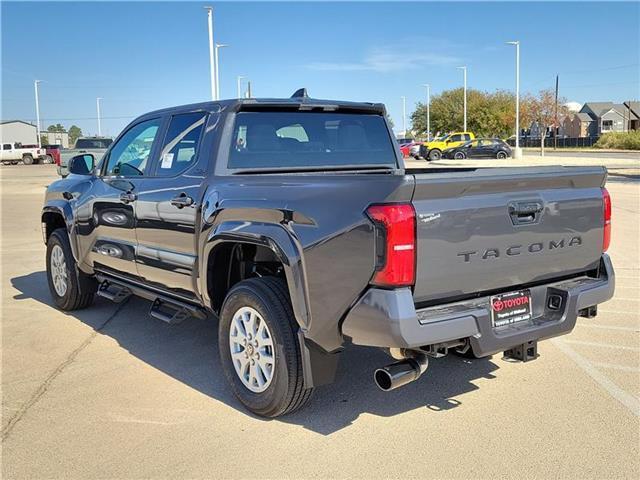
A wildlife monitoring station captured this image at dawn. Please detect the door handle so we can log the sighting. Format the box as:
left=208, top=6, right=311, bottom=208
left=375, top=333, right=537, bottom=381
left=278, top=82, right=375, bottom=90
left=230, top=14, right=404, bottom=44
left=170, top=193, right=194, bottom=208
left=119, top=192, right=137, bottom=204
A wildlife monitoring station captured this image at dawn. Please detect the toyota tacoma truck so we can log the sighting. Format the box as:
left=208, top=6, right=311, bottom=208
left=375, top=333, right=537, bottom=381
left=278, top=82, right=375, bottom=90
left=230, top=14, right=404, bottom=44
left=41, top=91, right=615, bottom=417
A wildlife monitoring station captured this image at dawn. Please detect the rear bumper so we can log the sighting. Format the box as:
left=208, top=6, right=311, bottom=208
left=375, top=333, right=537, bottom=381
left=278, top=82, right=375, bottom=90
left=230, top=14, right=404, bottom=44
left=341, top=255, right=615, bottom=357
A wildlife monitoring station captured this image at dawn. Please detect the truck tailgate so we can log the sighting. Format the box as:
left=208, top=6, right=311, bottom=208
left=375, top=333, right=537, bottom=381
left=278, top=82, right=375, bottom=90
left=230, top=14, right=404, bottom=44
left=410, top=166, right=607, bottom=305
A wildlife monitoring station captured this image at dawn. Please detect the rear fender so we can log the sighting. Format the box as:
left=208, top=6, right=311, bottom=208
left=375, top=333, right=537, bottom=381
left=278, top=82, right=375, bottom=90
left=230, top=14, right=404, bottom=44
left=200, top=221, right=312, bottom=331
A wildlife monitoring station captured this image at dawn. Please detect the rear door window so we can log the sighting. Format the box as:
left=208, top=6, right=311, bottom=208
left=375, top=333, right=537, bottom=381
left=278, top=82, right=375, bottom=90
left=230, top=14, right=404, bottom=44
left=156, top=112, right=207, bottom=176
left=228, top=111, right=396, bottom=170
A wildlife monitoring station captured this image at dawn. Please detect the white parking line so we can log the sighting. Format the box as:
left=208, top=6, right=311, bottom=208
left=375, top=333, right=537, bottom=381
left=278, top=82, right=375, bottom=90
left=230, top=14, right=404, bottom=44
left=576, top=323, right=639, bottom=332
left=552, top=339, right=640, bottom=417
left=590, top=362, right=640, bottom=373
left=563, top=340, right=640, bottom=351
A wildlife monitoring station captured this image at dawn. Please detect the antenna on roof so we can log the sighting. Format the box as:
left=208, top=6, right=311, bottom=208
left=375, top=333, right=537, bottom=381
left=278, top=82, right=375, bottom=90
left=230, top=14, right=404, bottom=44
left=291, top=88, right=309, bottom=99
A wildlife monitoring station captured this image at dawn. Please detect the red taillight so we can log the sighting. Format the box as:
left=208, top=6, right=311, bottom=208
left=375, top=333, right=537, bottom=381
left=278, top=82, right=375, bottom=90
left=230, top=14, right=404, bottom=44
left=366, top=203, right=416, bottom=287
left=602, top=187, right=611, bottom=252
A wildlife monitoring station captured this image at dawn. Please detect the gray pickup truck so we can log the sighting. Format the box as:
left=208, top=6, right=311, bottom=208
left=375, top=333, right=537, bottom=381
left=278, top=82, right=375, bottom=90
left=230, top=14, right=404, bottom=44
left=58, top=137, right=112, bottom=177
left=41, top=91, right=614, bottom=417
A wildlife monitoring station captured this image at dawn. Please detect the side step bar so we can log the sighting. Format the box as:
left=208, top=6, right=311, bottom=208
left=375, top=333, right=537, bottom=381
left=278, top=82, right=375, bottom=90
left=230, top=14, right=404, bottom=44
left=97, top=280, right=132, bottom=303
left=95, top=274, right=207, bottom=324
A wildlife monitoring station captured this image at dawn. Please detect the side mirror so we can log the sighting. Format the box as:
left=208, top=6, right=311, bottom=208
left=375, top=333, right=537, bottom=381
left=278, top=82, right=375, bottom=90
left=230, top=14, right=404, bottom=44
left=68, top=154, right=95, bottom=176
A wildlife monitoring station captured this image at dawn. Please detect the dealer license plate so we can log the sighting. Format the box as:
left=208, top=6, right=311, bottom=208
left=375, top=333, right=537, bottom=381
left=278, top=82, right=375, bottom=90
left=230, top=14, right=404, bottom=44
left=490, top=290, right=532, bottom=327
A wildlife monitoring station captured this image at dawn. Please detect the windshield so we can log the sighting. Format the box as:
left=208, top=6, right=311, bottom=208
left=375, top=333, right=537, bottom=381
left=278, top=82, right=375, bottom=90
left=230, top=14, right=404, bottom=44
left=75, top=138, right=113, bottom=149
left=228, top=111, right=397, bottom=171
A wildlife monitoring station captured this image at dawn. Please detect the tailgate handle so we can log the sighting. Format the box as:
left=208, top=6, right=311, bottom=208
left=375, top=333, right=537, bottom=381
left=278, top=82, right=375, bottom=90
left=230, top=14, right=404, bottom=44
left=509, top=202, right=543, bottom=225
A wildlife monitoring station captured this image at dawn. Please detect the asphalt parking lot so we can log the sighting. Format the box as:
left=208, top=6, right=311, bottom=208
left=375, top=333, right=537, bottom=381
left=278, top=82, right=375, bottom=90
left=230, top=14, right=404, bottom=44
left=1, top=160, right=639, bottom=479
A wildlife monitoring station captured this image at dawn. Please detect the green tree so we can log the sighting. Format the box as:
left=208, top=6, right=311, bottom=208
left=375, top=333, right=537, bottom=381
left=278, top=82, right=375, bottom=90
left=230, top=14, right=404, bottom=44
left=47, top=123, right=66, bottom=133
left=68, top=125, right=82, bottom=146
left=411, top=88, right=518, bottom=139
left=386, top=114, right=395, bottom=129
left=40, top=134, right=49, bottom=146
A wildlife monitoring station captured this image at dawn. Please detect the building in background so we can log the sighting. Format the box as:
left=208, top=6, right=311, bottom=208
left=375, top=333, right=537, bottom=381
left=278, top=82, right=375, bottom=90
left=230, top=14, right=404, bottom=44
left=41, top=131, right=70, bottom=148
left=0, top=120, right=37, bottom=146
left=579, top=102, right=637, bottom=136
left=565, top=113, right=595, bottom=138
left=623, top=101, right=639, bottom=131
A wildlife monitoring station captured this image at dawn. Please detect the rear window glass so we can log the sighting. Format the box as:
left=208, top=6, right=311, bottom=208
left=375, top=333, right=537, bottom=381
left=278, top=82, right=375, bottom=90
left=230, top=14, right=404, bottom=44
left=228, top=111, right=396, bottom=170
left=156, top=112, right=207, bottom=176
left=75, top=138, right=113, bottom=149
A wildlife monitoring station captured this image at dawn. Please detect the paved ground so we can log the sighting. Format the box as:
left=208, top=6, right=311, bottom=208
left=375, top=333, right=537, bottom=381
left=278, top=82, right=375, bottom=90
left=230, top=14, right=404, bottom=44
left=1, top=161, right=639, bottom=479
left=522, top=149, right=640, bottom=160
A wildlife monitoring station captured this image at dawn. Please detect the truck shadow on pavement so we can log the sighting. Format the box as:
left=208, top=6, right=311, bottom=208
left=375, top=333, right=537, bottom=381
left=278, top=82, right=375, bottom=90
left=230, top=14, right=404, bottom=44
left=12, top=271, right=500, bottom=436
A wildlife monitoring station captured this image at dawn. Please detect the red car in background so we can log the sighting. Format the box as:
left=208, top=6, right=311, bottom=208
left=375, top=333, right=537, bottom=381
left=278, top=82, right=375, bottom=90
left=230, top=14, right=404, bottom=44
left=399, top=141, right=419, bottom=157
left=44, top=145, right=61, bottom=165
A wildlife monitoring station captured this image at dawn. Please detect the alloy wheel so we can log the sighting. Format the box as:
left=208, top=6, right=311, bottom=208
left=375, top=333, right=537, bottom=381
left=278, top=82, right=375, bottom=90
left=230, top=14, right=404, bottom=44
left=50, top=244, right=68, bottom=297
left=229, top=306, right=275, bottom=393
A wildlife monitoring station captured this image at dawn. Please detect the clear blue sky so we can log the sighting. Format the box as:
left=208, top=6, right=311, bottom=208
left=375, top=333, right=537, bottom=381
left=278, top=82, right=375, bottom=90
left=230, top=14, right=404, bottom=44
left=2, top=1, right=639, bottom=136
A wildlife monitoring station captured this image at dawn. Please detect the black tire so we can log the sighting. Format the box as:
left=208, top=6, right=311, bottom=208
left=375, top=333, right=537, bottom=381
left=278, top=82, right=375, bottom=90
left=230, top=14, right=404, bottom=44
left=454, top=151, right=466, bottom=160
left=429, top=149, right=442, bottom=161
left=22, top=154, right=33, bottom=165
left=2, top=161, right=10, bottom=166
left=44, top=154, right=53, bottom=164
left=46, top=228, right=96, bottom=311
left=218, top=277, right=313, bottom=417
left=497, top=151, right=508, bottom=159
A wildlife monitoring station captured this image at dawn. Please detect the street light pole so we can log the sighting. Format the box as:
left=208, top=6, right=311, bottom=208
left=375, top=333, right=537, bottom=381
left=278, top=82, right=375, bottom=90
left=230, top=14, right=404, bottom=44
left=215, top=43, right=228, bottom=100
left=96, top=97, right=103, bottom=137
left=422, top=84, right=430, bottom=140
left=507, top=41, right=521, bottom=158
left=457, top=66, right=467, bottom=131
left=204, top=6, right=216, bottom=100
left=34, top=80, right=42, bottom=148
left=401, top=96, right=406, bottom=137
left=237, top=75, right=245, bottom=98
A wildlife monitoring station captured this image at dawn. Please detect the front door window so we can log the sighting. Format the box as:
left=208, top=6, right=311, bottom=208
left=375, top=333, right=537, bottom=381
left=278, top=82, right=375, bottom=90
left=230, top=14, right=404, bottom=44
left=104, top=118, right=161, bottom=176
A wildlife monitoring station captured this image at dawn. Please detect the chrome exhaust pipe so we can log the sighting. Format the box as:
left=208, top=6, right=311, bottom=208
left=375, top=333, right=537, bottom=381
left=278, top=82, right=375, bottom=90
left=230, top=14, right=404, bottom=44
left=374, top=353, right=429, bottom=391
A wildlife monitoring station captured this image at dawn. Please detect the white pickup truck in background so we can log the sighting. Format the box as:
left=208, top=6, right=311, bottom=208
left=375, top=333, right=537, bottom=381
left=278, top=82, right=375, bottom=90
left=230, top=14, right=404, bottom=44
left=1, top=143, right=47, bottom=165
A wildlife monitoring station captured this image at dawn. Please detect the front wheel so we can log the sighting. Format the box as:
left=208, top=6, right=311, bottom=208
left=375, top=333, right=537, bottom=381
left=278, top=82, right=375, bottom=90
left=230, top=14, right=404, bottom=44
left=428, top=149, right=442, bottom=161
left=46, top=229, right=96, bottom=310
left=497, top=151, right=508, bottom=159
left=218, top=277, right=313, bottom=417
left=454, top=151, right=466, bottom=159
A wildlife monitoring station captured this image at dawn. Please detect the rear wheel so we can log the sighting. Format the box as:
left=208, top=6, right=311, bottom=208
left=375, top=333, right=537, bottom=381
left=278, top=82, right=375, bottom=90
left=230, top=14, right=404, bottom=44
left=218, top=277, right=313, bottom=417
left=44, top=154, right=54, bottom=164
left=46, top=229, right=96, bottom=310
left=22, top=154, right=33, bottom=165
left=497, top=151, right=508, bottom=159
left=428, top=149, right=442, bottom=161
left=2, top=161, right=10, bottom=166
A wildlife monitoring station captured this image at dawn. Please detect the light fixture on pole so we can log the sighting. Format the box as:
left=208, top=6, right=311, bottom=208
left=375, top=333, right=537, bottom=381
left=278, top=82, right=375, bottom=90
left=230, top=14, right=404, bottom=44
left=421, top=84, right=430, bottom=140
left=34, top=80, right=42, bottom=148
left=215, top=43, right=228, bottom=100
left=401, top=96, right=406, bottom=137
left=506, top=41, right=521, bottom=158
left=204, top=6, right=216, bottom=100
left=457, top=66, right=467, bottom=131
left=237, top=75, right=245, bottom=99
left=96, top=97, right=103, bottom=137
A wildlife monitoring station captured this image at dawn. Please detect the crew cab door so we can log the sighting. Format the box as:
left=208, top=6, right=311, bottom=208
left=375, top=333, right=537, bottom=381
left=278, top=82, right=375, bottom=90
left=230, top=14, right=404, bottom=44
left=133, top=112, right=209, bottom=300
left=77, top=117, right=163, bottom=281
